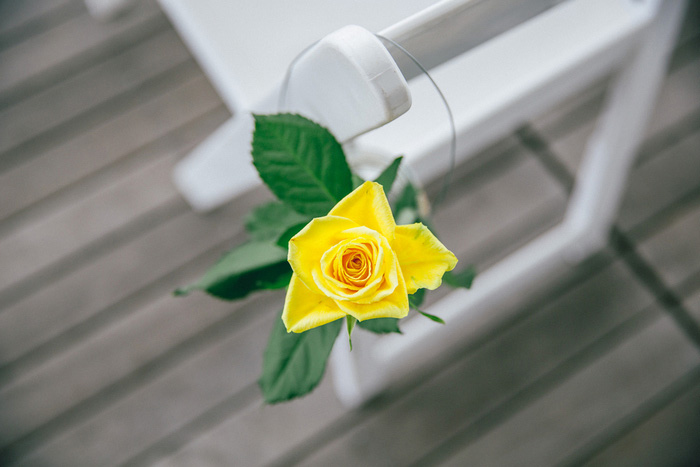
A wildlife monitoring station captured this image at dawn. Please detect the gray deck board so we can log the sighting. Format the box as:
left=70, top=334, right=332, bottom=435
left=1, top=2, right=699, bottom=466
left=441, top=316, right=700, bottom=467
left=638, top=199, right=700, bottom=292
left=0, top=1, right=163, bottom=103
left=0, top=0, right=77, bottom=36
left=0, top=28, right=193, bottom=156
left=13, top=307, right=275, bottom=466
left=0, top=188, right=263, bottom=374
left=689, top=291, right=700, bottom=320
left=576, top=372, right=700, bottom=467
left=0, top=74, right=223, bottom=222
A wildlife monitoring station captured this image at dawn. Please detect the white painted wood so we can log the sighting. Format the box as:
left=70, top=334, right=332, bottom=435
left=172, top=25, right=411, bottom=211
left=158, top=0, right=436, bottom=112
left=355, top=0, right=653, bottom=186
left=283, top=26, right=410, bottom=142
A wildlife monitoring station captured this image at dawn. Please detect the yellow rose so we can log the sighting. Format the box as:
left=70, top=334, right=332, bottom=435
left=282, top=181, right=458, bottom=333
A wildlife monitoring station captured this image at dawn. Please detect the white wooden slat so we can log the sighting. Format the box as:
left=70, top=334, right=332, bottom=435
left=290, top=263, right=655, bottom=466
left=0, top=74, right=223, bottom=222
left=12, top=309, right=277, bottom=466
left=356, top=0, right=652, bottom=190
left=158, top=0, right=438, bottom=111
left=580, top=376, right=700, bottom=467
left=0, top=0, right=163, bottom=100
left=0, top=28, right=192, bottom=156
left=382, top=0, right=565, bottom=80
left=440, top=316, right=700, bottom=467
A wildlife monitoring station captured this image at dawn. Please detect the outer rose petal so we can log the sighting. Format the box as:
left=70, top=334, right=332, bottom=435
left=393, top=223, right=458, bottom=294
left=329, top=181, right=396, bottom=240
left=335, top=259, right=409, bottom=321
left=282, top=274, right=346, bottom=333
left=288, top=216, right=359, bottom=293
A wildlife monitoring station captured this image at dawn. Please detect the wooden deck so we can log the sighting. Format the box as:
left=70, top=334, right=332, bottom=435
left=1, top=1, right=699, bottom=465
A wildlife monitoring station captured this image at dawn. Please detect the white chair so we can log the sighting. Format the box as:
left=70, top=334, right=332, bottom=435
left=160, top=0, right=687, bottom=407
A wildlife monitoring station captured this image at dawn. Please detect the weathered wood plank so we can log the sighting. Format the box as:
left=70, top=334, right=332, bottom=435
left=0, top=106, right=227, bottom=298
left=636, top=196, right=700, bottom=291
left=576, top=373, right=700, bottom=467
left=0, top=1, right=164, bottom=104
left=151, top=377, right=345, bottom=467
left=0, top=74, right=223, bottom=222
left=619, top=128, right=700, bottom=236
left=0, top=184, right=263, bottom=381
left=439, top=316, right=700, bottom=467
left=9, top=304, right=278, bottom=466
left=0, top=0, right=77, bottom=35
left=0, top=28, right=193, bottom=156
left=0, top=105, right=228, bottom=240
left=688, top=291, right=700, bottom=320
left=0, top=156, right=177, bottom=295
left=0, top=275, right=283, bottom=458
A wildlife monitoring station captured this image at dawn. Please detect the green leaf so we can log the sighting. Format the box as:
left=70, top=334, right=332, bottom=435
left=394, top=182, right=420, bottom=225
left=276, top=222, right=309, bottom=249
left=409, top=289, right=426, bottom=309
left=245, top=201, right=309, bottom=242
left=373, top=156, right=403, bottom=193
left=417, top=310, right=445, bottom=325
left=444, top=265, right=477, bottom=289
left=394, top=181, right=418, bottom=213
left=252, top=114, right=353, bottom=217
left=351, top=172, right=365, bottom=189
left=357, top=317, right=402, bottom=334
left=409, top=289, right=444, bottom=323
left=259, top=314, right=342, bottom=403
left=346, top=316, right=357, bottom=351
left=175, top=241, right=291, bottom=300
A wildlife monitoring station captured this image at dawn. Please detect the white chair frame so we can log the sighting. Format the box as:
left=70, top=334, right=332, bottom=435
left=329, top=0, right=687, bottom=407
left=159, top=0, right=687, bottom=407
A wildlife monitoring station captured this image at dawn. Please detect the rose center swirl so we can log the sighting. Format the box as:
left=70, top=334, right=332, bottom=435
left=335, top=243, right=373, bottom=288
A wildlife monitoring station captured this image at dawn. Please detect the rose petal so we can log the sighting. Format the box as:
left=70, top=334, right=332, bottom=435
left=282, top=274, right=346, bottom=333
left=335, top=260, right=409, bottom=320
left=329, top=181, right=396, bottom=240
left=393, top=223, right=458, bottom=294
left=288, top=216, right=359, bottom=293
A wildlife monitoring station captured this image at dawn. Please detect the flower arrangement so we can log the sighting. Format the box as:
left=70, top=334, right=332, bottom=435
left=176, top=113, right=474, bottom=403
